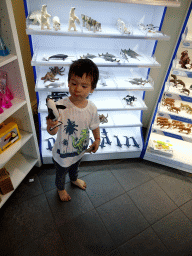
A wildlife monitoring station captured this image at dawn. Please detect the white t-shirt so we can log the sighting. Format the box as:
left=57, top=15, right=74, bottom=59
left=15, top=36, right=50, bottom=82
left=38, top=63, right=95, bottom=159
left=52, top=97, right=100, bottom=167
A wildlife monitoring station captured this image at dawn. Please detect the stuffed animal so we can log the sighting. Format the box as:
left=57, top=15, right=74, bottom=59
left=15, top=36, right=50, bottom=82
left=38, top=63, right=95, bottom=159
left=68, top=7, right=80, bottom=31
left=41, top=4, right=51, bottom=30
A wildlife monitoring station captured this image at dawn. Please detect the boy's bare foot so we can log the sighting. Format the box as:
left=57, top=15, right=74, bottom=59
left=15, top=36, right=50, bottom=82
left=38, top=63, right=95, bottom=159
left=71, top=179, right=87, bottom=190
left=58, top=189, right=71, bottom=201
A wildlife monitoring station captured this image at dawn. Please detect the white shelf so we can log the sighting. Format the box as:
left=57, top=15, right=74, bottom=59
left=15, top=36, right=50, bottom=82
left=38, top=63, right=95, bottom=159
left=0, top=130, right=33, bottom=169
left=0, top=54, right=17, bottom=68
left=40, top=110, right=142, bottom=130
left=35, top=67, right=154, bottom=92
left=38, top=91, right=147, bottom=112
left=0, top=98, right=26, bottom=124
left=89, top=0, right=180, bottom=7
left=0, top=153, right=38, bottom=208
left=41, top=127, right=143, bottom=164
left=31, top=47, right=161, bottom=68
left=145, top=133, right=192, bottom=173
left=26, top=23, right=170, bottom=41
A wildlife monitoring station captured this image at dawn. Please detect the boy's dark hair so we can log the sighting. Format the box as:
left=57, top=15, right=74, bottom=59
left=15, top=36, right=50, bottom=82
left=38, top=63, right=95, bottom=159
left=68, top=59, right=99, bottom=89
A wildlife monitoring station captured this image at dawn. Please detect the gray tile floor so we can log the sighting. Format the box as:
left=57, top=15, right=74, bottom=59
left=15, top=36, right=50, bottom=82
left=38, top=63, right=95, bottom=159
left=1, top=158, right=192, bottom=256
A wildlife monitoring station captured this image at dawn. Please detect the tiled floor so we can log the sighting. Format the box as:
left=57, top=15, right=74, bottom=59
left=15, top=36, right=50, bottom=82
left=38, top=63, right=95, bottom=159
left=1, top=158, right=192, bottom=256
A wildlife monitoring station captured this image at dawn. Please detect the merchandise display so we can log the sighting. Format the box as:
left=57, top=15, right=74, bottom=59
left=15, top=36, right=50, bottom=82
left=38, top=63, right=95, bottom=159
left=25, top=0, right=179, bottom=163
left=143, top=2, right=192, bottom=173
left=0, top=0, right=41, bottom=208
left=0, top=122, right=21, bottom=153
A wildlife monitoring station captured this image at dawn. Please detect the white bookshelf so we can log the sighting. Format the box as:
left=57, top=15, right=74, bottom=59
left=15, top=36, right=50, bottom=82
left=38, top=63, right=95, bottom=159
left=0, top=0, right=41, bottom=208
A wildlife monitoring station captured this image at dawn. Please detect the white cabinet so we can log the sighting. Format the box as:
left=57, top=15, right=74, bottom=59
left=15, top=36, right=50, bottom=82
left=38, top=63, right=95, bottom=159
left=25, top=0, right=180, bottom=164
left=0, top=0, right=41, bottom=208
left=143, top=2, right=192, bottom=173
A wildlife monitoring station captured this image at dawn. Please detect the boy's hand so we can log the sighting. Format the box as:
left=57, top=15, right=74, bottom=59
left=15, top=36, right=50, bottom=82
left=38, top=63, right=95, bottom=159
left=87, top=139, right=100, bottom=153
left=46, top=117, right=59, bottom=129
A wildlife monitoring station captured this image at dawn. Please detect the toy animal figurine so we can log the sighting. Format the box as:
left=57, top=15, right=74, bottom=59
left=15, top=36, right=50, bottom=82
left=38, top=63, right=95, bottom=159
left=124, top=136, right=131, bottom=147
left=168, top=106, right=181, bottom=114
left=46, top=137, right=56, bottom=151
left=178, top=126, right=191, bottom=134
left=80, top=53, right=97, bottom=59
left=179, top=50, right=191, bottom=69
left=114, top=135, right=122, bottom=148
left=49, top=66, right=65, bottom=76
left=53, top=16, right=61, bottom=31
left=130, top=136, right=140, bottom=148
left=117, top=18, right=131, bottom=34
left=68, top=7, right=80, bottom=31
left=123, top=95, right=137, bottom=105
left=99, top=52, right=120, bottom=63
left=100, top=137, right=106, bottom=149
left=43, top=54, right=69, bottom=61
left=180, top=87, right=190, bottom=95
left=129, top=78, right=148, bottom=86
left=139, top=23, right=159, bottom=33
left=101, top=128, right=108, bottom=137
left=41, top=72, right=59, bottom=83
left=120, top=48, right=140, bottom=61
left=28, top=10, right=41, bottom=25
left=40, top=5, right=51, bottom=30
left=99, top=114, right=108, bottom=124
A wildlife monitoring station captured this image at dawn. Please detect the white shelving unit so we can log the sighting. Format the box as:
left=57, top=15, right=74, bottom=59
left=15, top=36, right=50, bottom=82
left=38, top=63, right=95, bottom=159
left=25, top=0, right=179, bottom=164
left=0, top=0, right=41, bottom=208
left=143, top=1, right=192, bottom=173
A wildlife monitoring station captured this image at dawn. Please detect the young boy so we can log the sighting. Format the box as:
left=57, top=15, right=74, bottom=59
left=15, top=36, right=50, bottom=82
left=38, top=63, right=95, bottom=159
left=46, top=59, right=100, bottom=201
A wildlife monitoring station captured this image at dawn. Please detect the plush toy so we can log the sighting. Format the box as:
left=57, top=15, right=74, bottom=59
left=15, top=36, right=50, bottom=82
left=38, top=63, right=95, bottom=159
left=41, top=4, right=51, bottom=30
left=68, top=7, right=80, bottom=31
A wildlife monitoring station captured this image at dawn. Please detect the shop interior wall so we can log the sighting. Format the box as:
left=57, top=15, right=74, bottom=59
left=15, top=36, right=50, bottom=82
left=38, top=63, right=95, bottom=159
left=11, top=0, right=190, bottom=128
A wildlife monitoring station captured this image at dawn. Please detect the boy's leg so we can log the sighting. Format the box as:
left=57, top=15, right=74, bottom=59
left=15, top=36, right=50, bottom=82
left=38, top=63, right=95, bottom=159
left=53, top=158, right=71, bottom=201
left=69, top=159, right=87, bottom=190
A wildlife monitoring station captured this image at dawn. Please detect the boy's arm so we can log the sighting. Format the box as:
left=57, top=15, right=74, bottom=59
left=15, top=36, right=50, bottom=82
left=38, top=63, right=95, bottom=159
left=89, top=126, right=100, bottom=153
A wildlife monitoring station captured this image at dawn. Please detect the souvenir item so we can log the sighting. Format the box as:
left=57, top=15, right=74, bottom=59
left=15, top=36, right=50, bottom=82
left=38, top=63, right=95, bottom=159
left=0, top=70, right=13, bottom=110
left=114, top=135, right=122, bottom=147
left=0, top=122, right=21, bottom=153
left=53, top=16, right=61, bottom=31
left=0, top=19, right=9, bottom=56
left=68, top=7, right=80, bottom=31
left=124, top=136, right=131, bottom=147
left=130, top=136, right=140, bottom=148
left=28, top=10, right=41, bottom=25
left=41, top=4, right=51, bottom=30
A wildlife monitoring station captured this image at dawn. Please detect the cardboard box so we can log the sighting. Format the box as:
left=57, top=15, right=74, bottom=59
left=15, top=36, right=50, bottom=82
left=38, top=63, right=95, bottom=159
left=0, top=122, right=21, bottom=154
left=0, top=168, right=14, bottom=195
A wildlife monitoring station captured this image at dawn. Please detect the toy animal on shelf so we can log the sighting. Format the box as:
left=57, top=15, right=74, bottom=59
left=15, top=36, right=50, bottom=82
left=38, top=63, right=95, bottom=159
left=170, top=74, right=185, bottom=88
left=28, top=10, right=41, bottom=25
left=68, top=7, right=80, bottom=31
left=180, top=87, right=190, bottom=96
left=41, top=5, right=51, bottom=30
left=120, top=48, right=140, bottom=61
left=98, top=52, right=120, bottom=62
left=123, top=95, right=137, bottom=105
left=114, top=135, right=122, bottom=147
left=41, top=66, right=65, bottom=83
left=81, top=14, right=101, bottom=33
left=178, top=126, right=191, bottom=134
left=53, top=16, right=61, bottom=31
left=167, top=106, right=181, bottom=114
left=41, top=72, right=59, bottom=83
left=99, top=114, right=108, bottom=124
left=130, top=136, right=140, bottom=148
left=117, top=19, right=131, bottom=34
left=179, top=50, right=191, bottom=69
left=162, top=98, right=175, bottom=107
left=128, top=78, right=148, bottom=86
left=156, top=117, right=172, bottom=129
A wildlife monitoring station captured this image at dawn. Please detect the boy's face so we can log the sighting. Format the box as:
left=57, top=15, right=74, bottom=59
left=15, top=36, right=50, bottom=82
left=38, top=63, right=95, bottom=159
left=68, top=73, right=94, bottom=101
